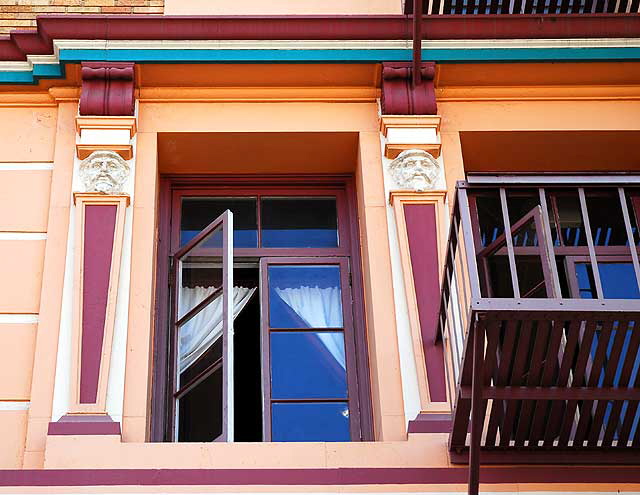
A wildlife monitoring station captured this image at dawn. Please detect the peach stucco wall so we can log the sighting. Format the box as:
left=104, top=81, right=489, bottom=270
left=3, top=61, right=640, bottom=478
left=22, top=102, right=77, bottom=469
left=164, top=0, right=402, bottom=15
left=0, top=108, right=57, bottom=162
left=0, top=107, right=57, bottom=468
left=0, top=171, right=51, bottom=232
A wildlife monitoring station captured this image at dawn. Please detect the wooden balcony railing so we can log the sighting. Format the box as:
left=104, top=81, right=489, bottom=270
left=438, top=176, right=640, bottom=494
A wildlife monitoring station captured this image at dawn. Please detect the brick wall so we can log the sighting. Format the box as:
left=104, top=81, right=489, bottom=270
left=0, top=0, right=164, bottom=34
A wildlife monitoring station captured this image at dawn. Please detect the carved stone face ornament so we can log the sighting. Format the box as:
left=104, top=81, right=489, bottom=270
left=79, top=151, right=130, bottom=194
left=388, top=149, right=440, bottom=192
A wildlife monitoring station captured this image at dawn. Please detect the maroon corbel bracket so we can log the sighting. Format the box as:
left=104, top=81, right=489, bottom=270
left=381, top=62, right=437, bottom=115
left=79, top=62, right=135, bottom=116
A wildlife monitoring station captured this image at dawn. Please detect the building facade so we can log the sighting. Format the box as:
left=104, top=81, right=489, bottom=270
left=0, top=2, right=639, bottom=494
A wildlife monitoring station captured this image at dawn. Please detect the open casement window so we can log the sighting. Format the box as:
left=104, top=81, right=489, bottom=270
left=171, top=210, right=234, bottom=442
left=472, top=195, right=556, bottom=298
left=260, top=257, right=360, bottom=442
left=155, top=180, right=373, bottom=443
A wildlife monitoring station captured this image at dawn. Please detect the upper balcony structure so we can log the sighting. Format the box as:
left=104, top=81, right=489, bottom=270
left=439, top=176, right=640, bottom=492
left=405, top=0, right=639, bottom=14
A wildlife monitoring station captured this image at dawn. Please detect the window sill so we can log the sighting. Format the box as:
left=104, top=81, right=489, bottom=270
left=43, top=432, right=450, bottom=470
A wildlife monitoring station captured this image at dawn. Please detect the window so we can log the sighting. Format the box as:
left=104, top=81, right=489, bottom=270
left=152, top=179, right=372, bottom=443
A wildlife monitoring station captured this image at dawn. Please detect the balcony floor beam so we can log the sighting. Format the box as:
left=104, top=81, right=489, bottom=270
left=459, top=386, right=640, bottom=401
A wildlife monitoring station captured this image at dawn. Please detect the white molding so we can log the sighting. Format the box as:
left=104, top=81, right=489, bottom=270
left=53, top=37, right=640, bottom=51
left=2, top=37, right=639, bottom=73
left=0, top=314, right=38, bottom=324
left=0, top=232, right=47, bottom=240
left=0, top=401, right=30, bottom=411
left=0, top=163, right=54, bottom=171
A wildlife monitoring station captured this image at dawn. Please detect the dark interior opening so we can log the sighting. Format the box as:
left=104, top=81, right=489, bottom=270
left=233, top=268, right=263, bottom=442
left=177, top=266, right=263, bottom=442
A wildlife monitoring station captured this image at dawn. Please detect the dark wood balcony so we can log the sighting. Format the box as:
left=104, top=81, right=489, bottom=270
left=437, top=176, right=640, bottom=493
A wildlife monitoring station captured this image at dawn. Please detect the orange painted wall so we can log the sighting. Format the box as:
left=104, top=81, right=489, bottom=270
left=164, top=0, right=402, bottom=15
left=1, top=61, right=639, bottom=482
left=0, top=108, right=57, bottom=162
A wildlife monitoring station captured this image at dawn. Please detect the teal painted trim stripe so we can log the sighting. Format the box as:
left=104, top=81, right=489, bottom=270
left=3, top=46, right=640, bottom=85
left=0, top=71, right=35, bottom=83
left=433, top=47, right=640, bottom=61
left=58, top=48, right=412, bottom=62
left=33, top=64, right=64, bottom=78
left=57, top=47, right=640, bottom=63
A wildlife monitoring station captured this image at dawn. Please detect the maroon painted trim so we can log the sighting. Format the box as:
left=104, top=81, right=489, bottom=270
left=150, top=178, right=172, bottom=442
left=404, top=204, right=447, bottom=403
left=47, top=415, right=121, bottom=436
left=1, top=14, right=639, bottom=61
left=408, top=413, right=452, bottom=433
left=80, top=204, right=117, bottom=404
left=2, top=466, right=640, bottom=486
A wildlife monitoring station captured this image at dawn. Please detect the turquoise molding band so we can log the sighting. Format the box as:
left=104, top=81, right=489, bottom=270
left=2, top=46, right=639, bottom=85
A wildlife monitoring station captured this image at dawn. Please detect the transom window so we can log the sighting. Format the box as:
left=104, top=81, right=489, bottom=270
left=152, top=180, right=371, bottom=443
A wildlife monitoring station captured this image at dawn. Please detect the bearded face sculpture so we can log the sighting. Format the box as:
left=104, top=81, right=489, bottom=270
left=388, top=149, right=440, bottom=192
left=79, top=151, right=130, bottom=194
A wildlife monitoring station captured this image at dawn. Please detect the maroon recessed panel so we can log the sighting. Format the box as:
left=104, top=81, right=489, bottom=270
left=403, top=203, right=447, bottom=402
left=381, top=62, right=437, bottom=115
left=80, top=204, right=117, bottom=404
left=79, top=62, right=135, bottom=116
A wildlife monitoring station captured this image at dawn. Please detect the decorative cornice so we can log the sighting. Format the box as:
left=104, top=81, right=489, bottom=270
left=3, top=37, right=640, bottom=85
left=1, top=14, right=639, bottom=62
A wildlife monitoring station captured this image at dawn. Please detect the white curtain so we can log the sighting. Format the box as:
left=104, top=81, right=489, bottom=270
left=274, top=286, right=346, bottom=370
left=178, top=286, right=256, bottom=373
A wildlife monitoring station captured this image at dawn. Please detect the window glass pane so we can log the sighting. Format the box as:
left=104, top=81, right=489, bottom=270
left=268, top=265, right=343, bottom=328
left=271, top=331, right=347, bottom=399
left=271, top=402, right=350, bottom=442
left=178, top=368, right=222, bottom=442
left=178, top=232, right=223, bottom=319
left=261, top=198, right=338, bottom=248
left=575, top=262, right=640, bottom=299
left=585, top=190, right=628, bottom=246
left=181, top=198, right=257, bottom=248
left=178, top=287, right=224, bottom=373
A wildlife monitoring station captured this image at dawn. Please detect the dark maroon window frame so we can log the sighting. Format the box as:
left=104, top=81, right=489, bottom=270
left=151, top=175, right=373, bottom=442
